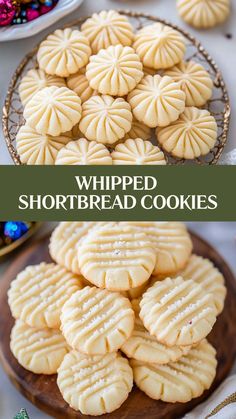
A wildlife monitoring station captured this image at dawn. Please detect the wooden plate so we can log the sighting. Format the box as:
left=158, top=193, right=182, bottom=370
left=0, top=231, right=236, bottom=419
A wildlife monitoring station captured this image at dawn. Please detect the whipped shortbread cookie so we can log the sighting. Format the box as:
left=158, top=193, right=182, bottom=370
left=8, top=262, right=83, bottom=329
left=49, top=222, right=102, bottom=274
left=10, top=320, right=69, bottom=374
left=81, top=10, right=134, bottom=53
left=37, top=28, right=91, bottom=77
left=79, top=95, right=132, bottom=144
left=121, top=299, right=190, bottom=363
left=180, top=254, right=226, bottom=315
left=67, top=70, right=97, bottom=103
left=177, top=0, right=230, bottom=29
left=112, top=138, right=166, bottom=165
left=127, top=75, right=186, bottom=128
left=57, top=350, right=133, bottom=415
left=55, top=138, right=112, bottom=165
left=131, top=339, right=217, bottom=402
left=122, top=118, right=151, bottom=141
left=133, top=23, right=186, bottom=69
left=86, top=45, right=143, bottom=96
left=124, top=222, right=192, bottom=276
left=61, top=286, right=134, bottom=354
left=19, top=68, right=66, bottom=106
left=157, top=107, right=217, bottom=159
left=24, top=86, right=82, bottom=137
left=16, top=124, right=71, bottom=165
left=78, top=223, right=156, bottom=290
left=140, top=276, right=217, bottom=347
left=164, top=60, right=213, bottom=107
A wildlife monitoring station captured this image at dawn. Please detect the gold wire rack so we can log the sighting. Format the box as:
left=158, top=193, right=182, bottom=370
left=2, top=10, right=231, bottom=165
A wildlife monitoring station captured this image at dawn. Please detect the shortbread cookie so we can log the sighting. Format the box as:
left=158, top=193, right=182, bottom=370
left=37, top=28, right=91, bottom=77
left=140, top=276, right=217, bottom=347
left=133, top=23, right=186, bottom=69
left=81, top=10, right=134, bottom=54
left=124, top=222, right=192, bottom=276
left=16, top=124, right=71, bottom=165
left=131, top=339, right=217, bottom=402
left=10, top=320, right=69, bottom=374
left=8, top=262, right=83, bottom=328
left=86, top=45, right=143, bottom=96
left=180, top=254, right=226, bottom=315
left=177, top=0, right=230, bottom=29
left=66, top=71, right=97, bottom=103
left=112, top=138, right=167, bottom=165
left=121, top=299, right=190, bottom=363
left=55, top=138, right=112, bottom=165
left=164, top=61, right=213, bottom=107
left=19, top=68, right=66, bottom=106
left=127, top=75, right=186, bottom=128
left=79, top=95, right=132, bottom=144
left=61, top=286, right=134, bottom=354
left=123, top=118, right=151, bottom=141
left=57, top=351, right=133, bottom=415
left=49, top=222, right=101, bottom=274
left=157, top=107, right=217, bottom=159
left=78, top=223, right=156, bottom=290
left=24, top=86, right=82, bottom=137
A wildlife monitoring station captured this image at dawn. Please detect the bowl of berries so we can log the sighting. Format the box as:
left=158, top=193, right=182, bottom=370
left=0, top=0, right=83, bottom=41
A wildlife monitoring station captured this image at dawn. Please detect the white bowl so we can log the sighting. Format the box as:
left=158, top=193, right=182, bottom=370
left=0, top=0, right=84, bottom=42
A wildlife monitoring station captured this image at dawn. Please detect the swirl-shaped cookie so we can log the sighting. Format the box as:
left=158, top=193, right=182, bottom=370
left=66, top=70, right=97, bottom=103
left=81, top=10, right=134, bottom=53
left=37, top=28, right=91, bottom=77
left=16, top=124, right=71, bottom=165
left=79, top=95, right=132, bottom=144
left=140, top=277, right=217, bottom=347
left=124, top=222, right=192, bottom=276
left=122, top=118, right=151, bottom=141
left=8, top=262, right=83, bottom=328
left=156, top=107, right=217, bottom=159
left=112, top=138, right=167, bottom=165
left=180, top=254, right=226, bottom=315
left=128, top=75, right=186, bottom=128
left=10, top=320, right=69, bottom=374
left=55, top=138, right=112, bottom=165
left=24, top=86, right=82, bottom=136
left=177, top=0, right=230, bottom=28
left=57, top=351, right=133, bottom=415
left=133, top=23, right=186, bottom=69
left=131, top=339, right=217, bottom=402
left=61, top=286, right=134, bottom=354
left=19, top=68, right=66, bottom=106
left=78, top=223, right=156, bottom=291
left=164, top=60, right=213, bottom=106
left=86, top=45, right=143, bottom=96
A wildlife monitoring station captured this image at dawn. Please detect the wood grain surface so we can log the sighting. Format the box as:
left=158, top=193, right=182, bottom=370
left=0, top=231, right=236, bottom=419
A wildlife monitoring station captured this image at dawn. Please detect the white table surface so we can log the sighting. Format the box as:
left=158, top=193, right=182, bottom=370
left=0, top=0, right=235, bottom=164
left=0, top=222, right=236, bottom=419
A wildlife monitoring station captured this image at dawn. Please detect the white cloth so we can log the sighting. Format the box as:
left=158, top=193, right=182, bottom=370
left=184, top=375, right=236, bottom=418
left=219, top=149, right=236, bottom=164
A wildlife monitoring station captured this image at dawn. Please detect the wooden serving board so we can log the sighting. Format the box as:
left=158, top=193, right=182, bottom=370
left=0, top=232, right=236, bottom=419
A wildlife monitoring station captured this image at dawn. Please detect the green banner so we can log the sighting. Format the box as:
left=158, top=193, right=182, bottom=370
left=0, top=166, right=235, bottom=221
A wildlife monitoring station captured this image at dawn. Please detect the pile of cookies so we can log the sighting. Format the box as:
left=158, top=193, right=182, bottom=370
left=16, top=10, right=218, bottom=165
left=8, top=222, right=226, bottom=416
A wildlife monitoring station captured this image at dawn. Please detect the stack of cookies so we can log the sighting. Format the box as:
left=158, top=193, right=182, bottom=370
left=8, top=222, right=226, bottom=416
left=16, top=10, right=218, bottom=165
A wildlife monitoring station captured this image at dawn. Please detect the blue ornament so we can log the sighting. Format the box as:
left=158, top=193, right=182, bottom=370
left=4, top=222, right=29, bottom=240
